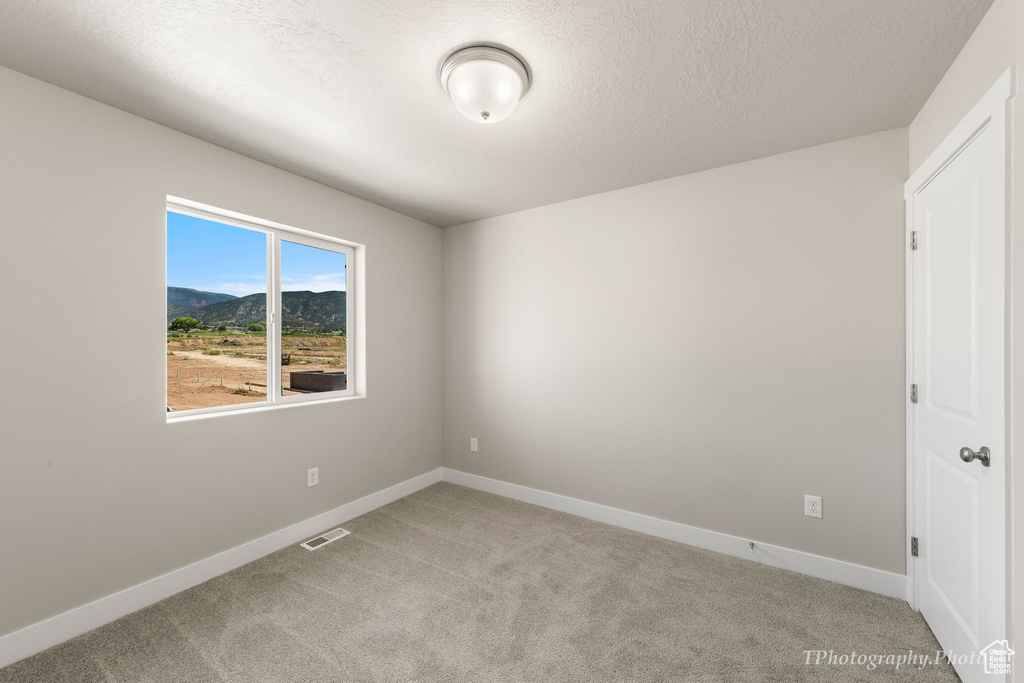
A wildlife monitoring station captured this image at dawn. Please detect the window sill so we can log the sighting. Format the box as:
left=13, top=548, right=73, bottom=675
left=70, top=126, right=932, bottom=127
left=166, top=393, right=364, bottom=423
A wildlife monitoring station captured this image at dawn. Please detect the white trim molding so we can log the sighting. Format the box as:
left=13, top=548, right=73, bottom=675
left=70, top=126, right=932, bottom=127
left=442, top=468, right=907, bottom=601
left=0, top=468, right=443, bottom=670
left=0, top=465, right=909, bottom=670
left=906, top=67, right=1017, bottom=190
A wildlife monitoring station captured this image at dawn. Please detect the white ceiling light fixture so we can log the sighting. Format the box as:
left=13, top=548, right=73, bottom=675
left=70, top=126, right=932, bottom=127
left=439, top=45, right=531, bottom=124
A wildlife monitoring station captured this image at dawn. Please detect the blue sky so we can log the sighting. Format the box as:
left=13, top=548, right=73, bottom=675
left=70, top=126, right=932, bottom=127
left=167, top=211, right=346, bottom=297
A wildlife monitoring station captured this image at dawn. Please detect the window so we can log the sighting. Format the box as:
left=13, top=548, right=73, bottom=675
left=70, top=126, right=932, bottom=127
left=166, top=198, right=355, bottom=417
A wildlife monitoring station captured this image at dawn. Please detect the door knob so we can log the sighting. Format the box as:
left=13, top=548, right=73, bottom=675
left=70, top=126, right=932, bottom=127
left=959, top=446, right=991, bottom=467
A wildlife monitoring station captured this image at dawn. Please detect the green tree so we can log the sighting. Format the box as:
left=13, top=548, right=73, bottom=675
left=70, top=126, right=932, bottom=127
left=169, top=317, right=202, bottom=331
left=217, top=325, right=228, bottom=331
left=246, top=323, right=266, bottom=332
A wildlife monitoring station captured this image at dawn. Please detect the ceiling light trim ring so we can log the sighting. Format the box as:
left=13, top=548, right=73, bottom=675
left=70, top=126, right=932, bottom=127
left=439, top=45, right=531, bottom=98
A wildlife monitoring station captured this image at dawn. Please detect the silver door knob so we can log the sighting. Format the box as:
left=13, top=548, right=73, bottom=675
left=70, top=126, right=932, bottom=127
left=959, top=446, right=991, bottom=467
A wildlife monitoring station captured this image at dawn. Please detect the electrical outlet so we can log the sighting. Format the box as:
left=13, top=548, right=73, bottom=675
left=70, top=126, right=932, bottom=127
left=804, top=494, right=822, bottom=519
left=307, top=467, right=319, bottom=488
left=470, top=437, right=478, bottom=453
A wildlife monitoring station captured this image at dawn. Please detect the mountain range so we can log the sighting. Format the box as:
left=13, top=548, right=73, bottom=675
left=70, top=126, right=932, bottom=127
left=167, top=286, right=346, bottom=330
left=167, top=287, right=238, bottom=319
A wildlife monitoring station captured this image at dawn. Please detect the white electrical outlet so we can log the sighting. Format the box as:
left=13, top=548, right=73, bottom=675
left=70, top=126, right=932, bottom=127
left=470, top=437, right=478, bottom=452
left=804, top=494, right=822, bottom=519
left=307, top=467, right=319, bottom=488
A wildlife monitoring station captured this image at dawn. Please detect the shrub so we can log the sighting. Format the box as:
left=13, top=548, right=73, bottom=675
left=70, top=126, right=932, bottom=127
left=169, top=317, right=202, bottom=331
left=167, top=330, right=184, bottom=338
left=217, top=325, right=227, bottom=331
left=246, top=323, right=266, bottom=332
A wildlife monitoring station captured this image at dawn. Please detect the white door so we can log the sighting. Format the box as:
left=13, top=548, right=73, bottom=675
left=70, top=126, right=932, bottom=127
left=907, top=70, right=1013, bottom=683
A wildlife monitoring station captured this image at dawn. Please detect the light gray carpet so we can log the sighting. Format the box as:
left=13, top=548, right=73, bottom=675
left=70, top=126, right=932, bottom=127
left=1, top=482, right=958, bottom=682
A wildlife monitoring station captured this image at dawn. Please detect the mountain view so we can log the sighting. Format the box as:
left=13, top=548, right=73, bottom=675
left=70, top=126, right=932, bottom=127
left=167, top=286, right=346, bottom=329
left=166, top=286, right=238, bottom=319
left=167, top=213, right=350, bottom=412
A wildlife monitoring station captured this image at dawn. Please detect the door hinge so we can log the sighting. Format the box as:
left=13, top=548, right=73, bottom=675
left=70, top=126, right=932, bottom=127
left=910, top=231, right=918, bottom=250
left=911, top=537, right=919, bottom=557
left=910, top=384, right=918, bottom=404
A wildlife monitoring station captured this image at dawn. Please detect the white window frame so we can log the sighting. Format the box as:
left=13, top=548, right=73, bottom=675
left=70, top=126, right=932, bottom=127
left=166, top=196, right=357, bottom=420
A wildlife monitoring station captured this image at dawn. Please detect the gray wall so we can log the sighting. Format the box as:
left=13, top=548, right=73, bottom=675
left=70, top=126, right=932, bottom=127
left=908, top=0, right=1022, bottom=653
left=0, top=66, right=442, bottom=637
left=443, top=128, right=909, bottom=574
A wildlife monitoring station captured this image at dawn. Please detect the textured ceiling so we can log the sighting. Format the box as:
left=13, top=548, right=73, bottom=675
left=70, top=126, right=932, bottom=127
left=0, top=0, right=992, bottom=227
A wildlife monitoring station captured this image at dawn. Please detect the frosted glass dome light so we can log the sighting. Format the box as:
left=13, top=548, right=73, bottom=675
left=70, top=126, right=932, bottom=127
left=440, top=45, right=531, bottom=124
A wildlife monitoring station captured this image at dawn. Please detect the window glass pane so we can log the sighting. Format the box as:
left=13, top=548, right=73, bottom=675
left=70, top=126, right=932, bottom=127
left=166, top=211, right=267, bottom=411
left=279, top=240, right=348, bottom=395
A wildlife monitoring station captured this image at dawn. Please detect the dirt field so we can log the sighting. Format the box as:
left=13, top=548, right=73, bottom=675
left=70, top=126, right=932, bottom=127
left=167, top=332, right=347, bottom=411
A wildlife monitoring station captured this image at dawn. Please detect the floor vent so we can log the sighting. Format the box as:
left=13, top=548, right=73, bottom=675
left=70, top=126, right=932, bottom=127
left=300, top=527, right=350, bottom=551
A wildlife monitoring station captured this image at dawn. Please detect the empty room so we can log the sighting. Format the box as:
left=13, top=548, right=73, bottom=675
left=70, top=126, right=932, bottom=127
left=0, top=0, right=1020, bottom=681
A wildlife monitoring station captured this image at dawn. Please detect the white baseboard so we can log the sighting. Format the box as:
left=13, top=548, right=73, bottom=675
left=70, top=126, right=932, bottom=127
left=1, top=466, right=908, bottom=670
left=441, top=468, right=908, bottom=601
left=0, top=467, right=443, bottom=670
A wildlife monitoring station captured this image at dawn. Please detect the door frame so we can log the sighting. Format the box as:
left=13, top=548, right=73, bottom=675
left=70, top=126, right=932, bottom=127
left=904, top=66, right=1016, bottom=615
